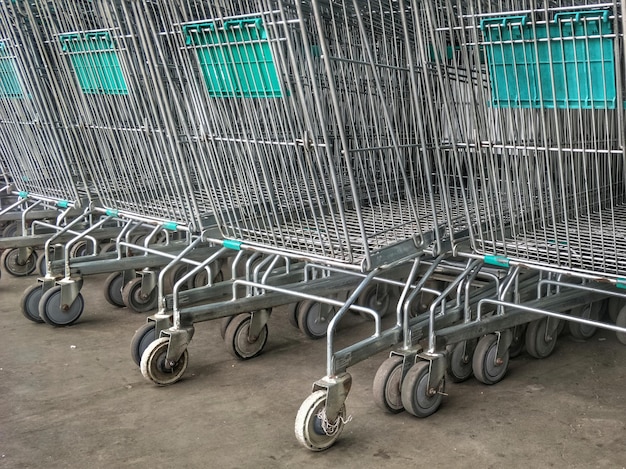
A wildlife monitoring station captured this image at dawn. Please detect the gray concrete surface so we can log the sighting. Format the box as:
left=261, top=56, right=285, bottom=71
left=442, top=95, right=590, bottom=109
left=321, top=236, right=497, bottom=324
left=2, top=272, right=626, bottom=468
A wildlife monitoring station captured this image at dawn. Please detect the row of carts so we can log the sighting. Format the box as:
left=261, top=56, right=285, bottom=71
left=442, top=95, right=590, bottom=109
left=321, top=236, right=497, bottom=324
left=1, top=0, right=626, bottom=451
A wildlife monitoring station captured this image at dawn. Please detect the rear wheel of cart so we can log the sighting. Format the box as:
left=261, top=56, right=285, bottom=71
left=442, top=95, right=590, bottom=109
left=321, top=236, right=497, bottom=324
left=131, top=322, right=157, bottom=367
left=38, top=286, right=84, bottom=327
left=122, top=277, right=158, bottom=313
left=224, top=313, right=268, bottom=360
left=103, top=272, right=126, bottom=307
left=568, top=300, right=605, bottom=340
left=373, top=355, right=405, bottom=413
left=2, top=248, right=37, bottom=276
left=20, top=283, right=44, bottom=323
left=525, top=318, right=558, bottom=359
left=447, top=339, right=476, bottom=383
left=297, top=300, right=333, bottom=339
left=472, top=334, right=509, bottom=385
left=401, top=360, right=444, bottom=418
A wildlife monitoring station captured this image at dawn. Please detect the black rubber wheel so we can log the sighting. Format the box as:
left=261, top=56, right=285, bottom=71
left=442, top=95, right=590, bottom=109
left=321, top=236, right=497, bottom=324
left=20, top=284, right=44, bottom=323
left=446, top=340, right=476, bottom=383
left=38, top=286, right=84, bottom=327
left=165, top=263, right=191, bottom=292
left=607, top=297, right=623, bottom=324
left=373, top=355, right=405, bottom=413
left=525, top=318, right=558, bottom=359
left=2, top=248, right=37, bottom=276
left=2, top=221, right=18, bottom=238
left=38, top=253, right=48, bottom=277
left=224, top=313, right=268, bottom=360
left=122, top=277, right=158, bottom=313
left=401, top=360, right=444, bottom=418
left=297, top=300, right=332, bottom=339
left=472, top=334, right=509, bottom=385
left=103, top=272, right=126, bottom=308
left=131, top=322, right=157, bottom=367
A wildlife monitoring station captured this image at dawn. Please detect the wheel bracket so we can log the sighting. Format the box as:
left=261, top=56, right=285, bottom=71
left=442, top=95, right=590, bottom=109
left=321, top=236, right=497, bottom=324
left=161, top=327, right=194, bottom=363
left=312, top=372, right=352, bottom=422
left=249, top=309, right=271, bottom=338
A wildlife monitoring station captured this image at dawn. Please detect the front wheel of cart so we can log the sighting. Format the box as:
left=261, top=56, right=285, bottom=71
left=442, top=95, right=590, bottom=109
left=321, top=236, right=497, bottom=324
left=140, top=337, right=188, bottom=386
left=295, top=390, right=346, bottom=451
left=20, top=284, right=44, bottom=323
left=472, top=334, right=509, bottom=385
left=122, top=277, right=157, bottom=313
left=401, top=360, right=444, bottom=418
left=103, top=272, right=126, bottom=308
left=447, top=340, right=476, bottom=383
left=297, top=300, right=332, bottom=339
left=131, top=322, right=157, bottom=367
left=219, top=316, right=234, bottom=340
left=373, top=355, right=405, bottom=413
left=287, top=302, right=300, bottom=329
left=2, top=248, right=37, bottom=276
left=38, top=286, right=84, bottom=327
left=224, top=313, right=268, bottom=360
left=525, top=318, right=558, bottom=359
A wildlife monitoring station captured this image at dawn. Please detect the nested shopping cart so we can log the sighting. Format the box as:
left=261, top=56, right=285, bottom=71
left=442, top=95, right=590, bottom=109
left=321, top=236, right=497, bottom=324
left=0, top=5, right=99, bottom=280
left=123, top=0, right=490, bottom=450
left=0, top=0, right=224, bottom=325
left=361, top=0, right=626, bottom=453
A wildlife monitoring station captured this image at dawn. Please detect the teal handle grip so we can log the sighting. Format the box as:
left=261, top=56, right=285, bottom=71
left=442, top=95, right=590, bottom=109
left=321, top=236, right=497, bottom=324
left=480, top=15, right=528, bottom=31
left=554, top=10, right=609, bottom=24
left=484, top=255, right=510, bottom=268
left=223, top=239, right=242, bottom=251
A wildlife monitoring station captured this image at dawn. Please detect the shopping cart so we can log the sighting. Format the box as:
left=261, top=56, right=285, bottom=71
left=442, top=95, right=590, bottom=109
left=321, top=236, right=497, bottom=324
left=121, top=0, right=492, bottom=451
left=0, top=0, right=223, bottom=325
left=0, top=4, right=100, bottom=280
left=362, top=0, right=626, bottom=452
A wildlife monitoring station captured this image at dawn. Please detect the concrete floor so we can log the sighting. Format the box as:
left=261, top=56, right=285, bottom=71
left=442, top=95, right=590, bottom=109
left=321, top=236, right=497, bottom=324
left=2, top=271, right=626, bottom=468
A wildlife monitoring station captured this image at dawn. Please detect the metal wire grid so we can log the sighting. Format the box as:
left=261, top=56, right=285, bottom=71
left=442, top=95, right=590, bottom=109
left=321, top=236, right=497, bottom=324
left=3, top=0, right=210, bottom=228
left=420, top=0, right=626, bottom=278
left=0, top=5, right=89, bottom=204
left=136, top=0, right=476, bottom=268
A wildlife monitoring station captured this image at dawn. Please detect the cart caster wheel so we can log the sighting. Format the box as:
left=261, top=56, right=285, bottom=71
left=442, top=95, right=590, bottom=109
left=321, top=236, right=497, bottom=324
left=165, top=264, right=192, bottom=292
left=219, top=316, right=234, bottom=340
left=2, top=221, right=17, bottom=238
left=508, top=324, right=527, bottom=358
left=2, top=248, right=37, bottom=276
left=38, top=254, right=48, bottom=277
left=525, top=318, right=558, bottom=359
left=472, top=334, right=509, bottom=385
left=69, top=240, right=94, bottom=258
left=140, top=337, right=188, bottom=386
left=122, top=277, right=157, bottom=313
left=401, top=360, right=444, bottom=417
left=607, top=297, right=624, bottom=323
left=131, top=322, right=157, bottom=367
left=446, top=340, right=476, bottom=383
left=616, top=304, right=626, bottom=345
left=297, top=300, right=332, bottom=339
left=224, top=313, right=268, bottom=360
left=20, top=284, right=44, bottom=323
left=103, top=272, right=126, bottom=308
left=568, top=301, right=604, bottom=340
left=373, top=355, right=404, bottom=413
left=358, top=283, right=391, bottom=319
left=295, top=390, right=346, bottom=451
left=38, top=286, right=84, bottom=327
left=98, top=242, right=118, bottom=255
left=287, top=302, right=300, bottom=329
